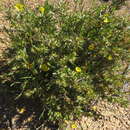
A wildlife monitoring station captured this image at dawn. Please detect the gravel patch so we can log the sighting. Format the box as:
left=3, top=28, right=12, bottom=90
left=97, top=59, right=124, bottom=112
left=65, top=100, right=130, bottom=130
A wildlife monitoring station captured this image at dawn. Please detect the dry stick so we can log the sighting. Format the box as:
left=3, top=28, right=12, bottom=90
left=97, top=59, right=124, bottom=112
left=36, top=123, right=45, bottom=130
left=77, top=118, right=84, bottom=130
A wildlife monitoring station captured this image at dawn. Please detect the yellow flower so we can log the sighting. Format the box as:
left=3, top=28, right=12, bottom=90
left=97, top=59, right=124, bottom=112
left=75, top=67, right=81, bottom=72
left=103, top=17, right=109, bottom=23
left=14, top=3, right=24, bottom=11
left=39, top=7, right=45, bottom=13
left=71, top=123, right=77, bottom=129
left=92, top=106, right=97, bottom=111
left=17, top=108, right=26, bottom=114
left=88, top=44, right=95, bottom=51
left=108, top=55, right=113, bottom=60
left=40, top=64, right=49, bottom=72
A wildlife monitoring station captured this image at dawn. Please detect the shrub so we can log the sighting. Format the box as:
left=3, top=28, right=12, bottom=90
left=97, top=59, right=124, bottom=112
left=3, top=0, right=129, bottom=126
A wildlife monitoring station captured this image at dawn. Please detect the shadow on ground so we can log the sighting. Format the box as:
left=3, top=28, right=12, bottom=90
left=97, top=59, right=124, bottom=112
left=0, top=90, right=59, bottom=130
left=0, top=48, right=59, bottom=130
